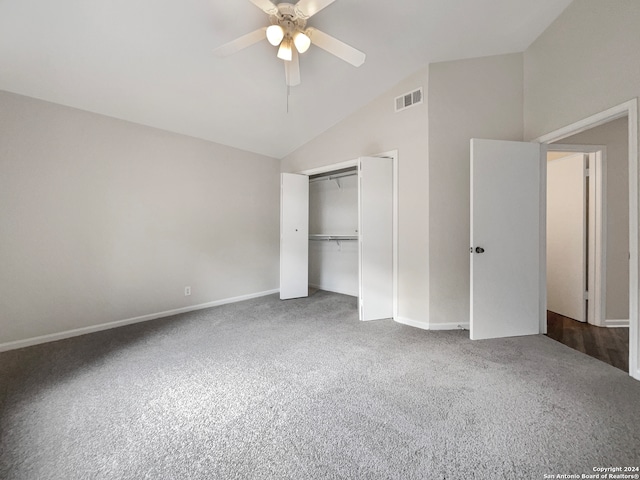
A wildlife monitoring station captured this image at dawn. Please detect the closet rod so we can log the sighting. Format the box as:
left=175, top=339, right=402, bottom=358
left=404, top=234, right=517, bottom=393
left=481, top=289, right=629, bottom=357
left=308, top=170, right=357, bottom=184
left=309, top=234, right=358, bottom=241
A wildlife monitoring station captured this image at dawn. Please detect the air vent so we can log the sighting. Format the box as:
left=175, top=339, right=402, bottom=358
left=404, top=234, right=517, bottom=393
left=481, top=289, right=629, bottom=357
left=394, top=87, right=423, bottom=113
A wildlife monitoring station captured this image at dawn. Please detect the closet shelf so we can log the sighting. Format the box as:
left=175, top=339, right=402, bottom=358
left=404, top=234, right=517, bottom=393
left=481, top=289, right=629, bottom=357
left=309, top=234, right=358, bottom=241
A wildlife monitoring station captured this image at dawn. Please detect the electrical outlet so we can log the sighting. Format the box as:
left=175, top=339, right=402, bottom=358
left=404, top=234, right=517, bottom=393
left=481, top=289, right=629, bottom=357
left=184, top=286, right=191, bottom=296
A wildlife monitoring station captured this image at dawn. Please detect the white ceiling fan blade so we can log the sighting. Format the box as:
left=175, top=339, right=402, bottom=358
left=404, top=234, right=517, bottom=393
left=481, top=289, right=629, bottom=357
left=285, top=49, right=301, bottom=86
left=249, top=0, right=278, bottom=15
left=294, top=0, right=336, bottom=19
left=306, top=28, right=366, bottom=67
left=213, top=27, right=267, bottom=56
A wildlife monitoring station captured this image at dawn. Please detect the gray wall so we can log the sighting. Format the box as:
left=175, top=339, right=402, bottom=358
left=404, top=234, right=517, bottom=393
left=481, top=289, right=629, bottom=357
left=282, top=67, right=429, bottom=326
left=524, top=0, right=640, bottom=141
left=0, top=90, right=280, bottom=345
left=558, top=117, right=629, bottom=321
left=428, top=53, right=524, bottom=326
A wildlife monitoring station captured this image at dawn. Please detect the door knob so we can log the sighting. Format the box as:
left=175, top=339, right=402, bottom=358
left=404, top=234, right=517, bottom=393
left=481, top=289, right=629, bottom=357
left=475, top=247, right=485, bottom=253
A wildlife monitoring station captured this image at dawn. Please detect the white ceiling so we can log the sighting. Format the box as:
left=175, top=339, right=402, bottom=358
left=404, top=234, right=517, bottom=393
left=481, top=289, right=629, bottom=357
left=0, top=0, right=572, bottom=158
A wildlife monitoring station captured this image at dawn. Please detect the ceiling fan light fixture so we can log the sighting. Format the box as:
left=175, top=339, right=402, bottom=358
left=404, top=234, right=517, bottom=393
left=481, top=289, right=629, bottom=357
left=277, top=37, right=293, bottom=61
left=214, top=0, right=367, bottom=87
left=293, top=31, right=311, bottom=53
left=266, top=25, right=284, bottom=46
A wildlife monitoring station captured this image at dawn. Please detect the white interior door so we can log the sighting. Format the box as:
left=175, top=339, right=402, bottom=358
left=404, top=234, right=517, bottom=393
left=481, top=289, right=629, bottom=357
left=547, top=153, right=587, bottom=322
left=359, top=156, right=393, bottom=320
left=280, top=173, right=309, bottom=300
left=470, top=139, right=541, bottom=340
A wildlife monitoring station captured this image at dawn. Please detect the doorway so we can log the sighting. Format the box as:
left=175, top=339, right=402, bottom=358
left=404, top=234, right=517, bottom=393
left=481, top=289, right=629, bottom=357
left=537, top=100, right=637, bottom=379
left=546, top=151, right=590, bottom=324
left=546, top=147, right=605, bottom=326
left=468, top=99, right=638, bottom=379
left=544, top=120, right=630, bottom=371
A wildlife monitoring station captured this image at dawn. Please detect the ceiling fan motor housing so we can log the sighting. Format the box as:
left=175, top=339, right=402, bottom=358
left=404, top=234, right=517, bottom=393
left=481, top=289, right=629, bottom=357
left=270, top=3, right=307, bottom=37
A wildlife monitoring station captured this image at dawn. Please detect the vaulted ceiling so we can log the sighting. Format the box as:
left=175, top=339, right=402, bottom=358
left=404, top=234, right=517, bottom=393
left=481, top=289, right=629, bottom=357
left=0, top=0, right=572, bottom=158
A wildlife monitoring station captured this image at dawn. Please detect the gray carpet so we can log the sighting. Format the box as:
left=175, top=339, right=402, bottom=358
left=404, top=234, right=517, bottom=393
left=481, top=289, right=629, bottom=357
left=1, top=290, right=639, bottom=479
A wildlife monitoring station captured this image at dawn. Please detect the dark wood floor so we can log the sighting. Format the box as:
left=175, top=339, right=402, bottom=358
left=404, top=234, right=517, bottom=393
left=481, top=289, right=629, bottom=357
left=546, top=311, right=629, bottom=372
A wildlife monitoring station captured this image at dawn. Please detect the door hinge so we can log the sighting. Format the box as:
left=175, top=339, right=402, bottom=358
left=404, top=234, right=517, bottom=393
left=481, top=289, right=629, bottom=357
left=583, top=291, right=589, bottom=300
left=585, top=168, right=590, bottom=177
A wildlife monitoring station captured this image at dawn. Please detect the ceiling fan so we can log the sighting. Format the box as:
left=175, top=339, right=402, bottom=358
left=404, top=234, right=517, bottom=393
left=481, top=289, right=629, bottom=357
left=213, top=0, right=366, bottom=87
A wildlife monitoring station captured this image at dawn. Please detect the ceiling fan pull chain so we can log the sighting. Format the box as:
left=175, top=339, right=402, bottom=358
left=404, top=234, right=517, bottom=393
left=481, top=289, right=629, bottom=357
left=286, top=85, right=290, bottom=113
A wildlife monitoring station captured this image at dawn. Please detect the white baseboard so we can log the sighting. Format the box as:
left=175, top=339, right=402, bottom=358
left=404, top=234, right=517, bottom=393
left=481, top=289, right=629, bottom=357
left=605, top=318, right=629, bottom=327
left=429, top=322, right=470, bottom=331
left=394, top=317, right=470, bottom=332
left=0, top=289, right=279, bottom=353
left=394, top=316, right=430, bottom=330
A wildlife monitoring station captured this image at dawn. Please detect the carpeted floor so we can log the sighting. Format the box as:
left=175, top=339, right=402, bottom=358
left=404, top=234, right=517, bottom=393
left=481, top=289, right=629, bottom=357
left=1, top=290, right=639, bottom=479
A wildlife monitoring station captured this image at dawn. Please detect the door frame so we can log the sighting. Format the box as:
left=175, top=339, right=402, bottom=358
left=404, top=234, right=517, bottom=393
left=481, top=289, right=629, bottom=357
left=546, top=146, right=606, bottom=327
left=535, top=98, right=639, bottom=380
left=297, top=150, right=399, bottom=320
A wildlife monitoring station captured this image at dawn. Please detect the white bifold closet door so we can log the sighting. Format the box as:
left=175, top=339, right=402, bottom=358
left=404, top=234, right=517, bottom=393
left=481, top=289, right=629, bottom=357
left=358, top=156, right=393, bottom=321
left=280, top=173, right=309, bottom=300
left=279, top=158, right=393, bottom=320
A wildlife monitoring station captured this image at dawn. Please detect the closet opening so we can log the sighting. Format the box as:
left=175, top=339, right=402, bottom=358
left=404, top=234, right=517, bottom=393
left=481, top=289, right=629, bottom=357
left=280, top=153, right=398, bottom=322
left=309, top=167, right=359, bottom=299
